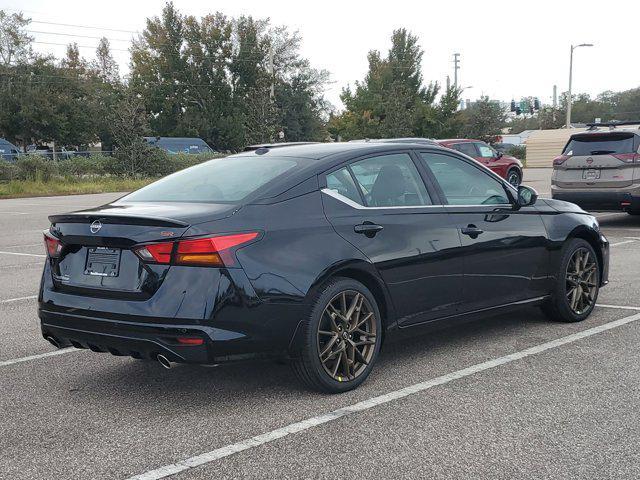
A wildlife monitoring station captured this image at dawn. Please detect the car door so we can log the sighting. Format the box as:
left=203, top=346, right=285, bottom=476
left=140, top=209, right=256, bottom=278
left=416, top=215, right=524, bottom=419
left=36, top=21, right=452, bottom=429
left=418, top=150, right=550, bottom=313
left=321, top=151, right=464, bottom=326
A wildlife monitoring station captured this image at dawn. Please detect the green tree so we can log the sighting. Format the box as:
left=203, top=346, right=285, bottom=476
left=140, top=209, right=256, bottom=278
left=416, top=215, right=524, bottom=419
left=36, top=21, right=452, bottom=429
left=0, top=10, right=32, bottom=65
left=459, top=97, right=506, bottom=143
left=331, top=28, right=458, bottom=141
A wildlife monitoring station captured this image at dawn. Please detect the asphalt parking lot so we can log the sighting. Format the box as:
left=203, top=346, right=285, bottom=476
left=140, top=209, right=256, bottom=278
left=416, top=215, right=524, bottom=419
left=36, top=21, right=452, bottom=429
left=2, top=169, right=640, bottom=480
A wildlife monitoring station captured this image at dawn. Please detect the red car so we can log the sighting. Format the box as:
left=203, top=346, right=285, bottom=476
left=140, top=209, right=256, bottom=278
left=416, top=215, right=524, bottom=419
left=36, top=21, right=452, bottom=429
left=436, top=139, right=523, bottom=187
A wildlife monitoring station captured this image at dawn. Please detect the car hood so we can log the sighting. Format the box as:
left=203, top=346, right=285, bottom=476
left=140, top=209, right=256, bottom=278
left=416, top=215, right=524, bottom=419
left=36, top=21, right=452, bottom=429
left=539, top=198, right=588, bottom=214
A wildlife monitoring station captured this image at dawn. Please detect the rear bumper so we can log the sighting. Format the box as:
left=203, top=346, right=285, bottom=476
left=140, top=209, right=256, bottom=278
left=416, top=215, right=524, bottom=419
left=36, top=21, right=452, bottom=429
left=552, top=189, right=640, bottom=212
left=38, top=262, right=306, bottom=364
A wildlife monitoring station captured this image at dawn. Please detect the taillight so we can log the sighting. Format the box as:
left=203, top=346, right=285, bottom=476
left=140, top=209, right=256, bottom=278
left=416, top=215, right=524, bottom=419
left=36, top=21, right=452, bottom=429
left=134, top=242, right=173, bottom=264
left=43, top=231, right=62, bottom=257
left=612, top=153, right=639, bottom=163
left=134, top=232, right=259, bottom=267
left=553, top=155, right=570, bottom=166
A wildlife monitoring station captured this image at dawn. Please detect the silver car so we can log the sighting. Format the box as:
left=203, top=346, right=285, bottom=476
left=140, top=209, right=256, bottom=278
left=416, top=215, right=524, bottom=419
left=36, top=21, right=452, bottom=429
left=552, top=124, right=640, bottom=215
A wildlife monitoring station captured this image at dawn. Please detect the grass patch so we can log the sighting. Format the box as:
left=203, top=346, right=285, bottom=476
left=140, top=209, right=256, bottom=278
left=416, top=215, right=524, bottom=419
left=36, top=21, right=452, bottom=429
left=0, top=177, right=155, bottom=198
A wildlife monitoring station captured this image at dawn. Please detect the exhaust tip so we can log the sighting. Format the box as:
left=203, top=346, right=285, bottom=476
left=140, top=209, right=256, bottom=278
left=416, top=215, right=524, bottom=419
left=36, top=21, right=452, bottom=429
left=157, top=354, right=172, bottom=369
left=45, top=335, right=61, bottom=349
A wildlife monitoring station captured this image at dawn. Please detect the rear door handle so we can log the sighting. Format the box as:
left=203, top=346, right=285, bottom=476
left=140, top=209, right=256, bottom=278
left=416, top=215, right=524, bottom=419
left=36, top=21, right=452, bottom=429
left=354, top=222, right=383, bottom=237
left=461, top=224, right=483, bottom=238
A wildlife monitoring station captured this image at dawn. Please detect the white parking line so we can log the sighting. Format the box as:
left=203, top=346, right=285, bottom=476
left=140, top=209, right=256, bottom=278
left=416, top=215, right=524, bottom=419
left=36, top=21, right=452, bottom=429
left=0, top=348, right=78, bottom=368
left=0, top=295, right=37, bottom=304
left=126, top=307, right=640, bottom=480
left=609, top=240, right=636, bottom=247
left=0, top=250, right=46, bottom=258
left=0, top=243, right=43, bottom=249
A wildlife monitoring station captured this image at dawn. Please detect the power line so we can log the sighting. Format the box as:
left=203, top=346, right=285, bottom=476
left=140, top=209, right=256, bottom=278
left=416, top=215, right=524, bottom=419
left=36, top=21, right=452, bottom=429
left=27, top=30, right=131, bottom=42
left=32, top=41, right=130, bottom=53
left=30, top=20, right=139, bottom=35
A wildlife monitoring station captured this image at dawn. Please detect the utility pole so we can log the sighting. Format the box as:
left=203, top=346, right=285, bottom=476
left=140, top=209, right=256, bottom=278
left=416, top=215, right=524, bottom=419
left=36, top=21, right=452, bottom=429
left=268, top=46, right=275, bottom=100
left=566, top=43, right=593, bottom=128
left=453, top=53, right=460, bottom=90
left=553, top=85, right=557, bottom=108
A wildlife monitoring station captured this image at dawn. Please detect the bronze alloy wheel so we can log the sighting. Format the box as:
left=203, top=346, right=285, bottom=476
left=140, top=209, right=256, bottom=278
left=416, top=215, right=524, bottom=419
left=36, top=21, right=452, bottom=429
left=565, top=247, right=598, bottom=314
left=317, top=290, right=377, bottom=382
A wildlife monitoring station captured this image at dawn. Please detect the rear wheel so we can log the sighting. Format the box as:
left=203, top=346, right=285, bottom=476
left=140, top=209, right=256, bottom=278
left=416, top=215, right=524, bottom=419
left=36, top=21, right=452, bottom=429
left=506, top=168, right=522, bottom=187
left=541, top=238, right=600, bottom=322
left=292, top=278, right=382, bottom=393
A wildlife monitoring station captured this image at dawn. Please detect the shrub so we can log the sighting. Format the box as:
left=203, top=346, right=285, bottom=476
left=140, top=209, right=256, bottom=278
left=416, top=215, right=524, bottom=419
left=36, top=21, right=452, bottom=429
left=0, top=161, right=19, bottom=181
left=16, top=155, right=59, bottom=181
left=506, top=145, right=526, bottom=161
left=57, top=155, right=110, bottom=176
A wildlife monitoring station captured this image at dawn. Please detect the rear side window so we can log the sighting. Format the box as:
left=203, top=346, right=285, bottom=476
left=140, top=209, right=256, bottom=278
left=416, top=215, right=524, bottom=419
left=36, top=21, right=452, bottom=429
left=563, top=134, right=637, bottom=156
left=326, top=167, right=362, bottom=204
left=123, top=156, right=299, bottom=203
left=452, top=143, right=478, bottom=157
left=349, top=153, right=431, bottom=207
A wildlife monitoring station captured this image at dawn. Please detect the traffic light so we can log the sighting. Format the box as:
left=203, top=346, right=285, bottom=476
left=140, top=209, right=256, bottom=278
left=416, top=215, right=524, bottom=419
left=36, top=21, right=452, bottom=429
left=510, top=100, right=516, bottom=112
left=534, top=98, right=540, bottom=110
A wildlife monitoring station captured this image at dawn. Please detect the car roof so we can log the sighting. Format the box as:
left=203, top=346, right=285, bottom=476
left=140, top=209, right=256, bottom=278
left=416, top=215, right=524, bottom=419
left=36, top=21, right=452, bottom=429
left=436, top=139, right=478, bottom=144
left=229, top=141, right=449, bottom=162
left=348, top=137, right=437, bottom=145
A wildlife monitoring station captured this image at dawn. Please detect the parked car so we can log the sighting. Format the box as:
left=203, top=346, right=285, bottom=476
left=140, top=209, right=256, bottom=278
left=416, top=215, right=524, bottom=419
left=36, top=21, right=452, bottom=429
left=145, top=137, right=215, bottom=154
left=436, top=138, right=523, bottom=187
left=40, top=142, right=608, bottom=393
left=0, top=138, right=21, bottom=161
left=552, top=123, right=640, bottom=215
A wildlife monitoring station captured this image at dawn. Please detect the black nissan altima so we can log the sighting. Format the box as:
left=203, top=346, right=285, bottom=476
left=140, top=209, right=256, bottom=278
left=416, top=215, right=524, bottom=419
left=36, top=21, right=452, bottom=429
left=39, top=142, right=609, bottom=393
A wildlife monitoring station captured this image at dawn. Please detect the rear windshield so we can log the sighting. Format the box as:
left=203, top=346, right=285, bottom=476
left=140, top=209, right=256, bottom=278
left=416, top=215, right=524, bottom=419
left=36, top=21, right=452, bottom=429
left=122, top=156, right=300, bottom=203
left=563, top=133, right=637, bottom=156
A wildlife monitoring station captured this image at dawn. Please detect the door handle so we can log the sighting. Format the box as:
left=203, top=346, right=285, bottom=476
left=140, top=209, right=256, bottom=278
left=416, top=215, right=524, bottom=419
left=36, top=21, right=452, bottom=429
left=354, top=222, right=383, bottom=237
left=461, top=224, right=483, bottom=238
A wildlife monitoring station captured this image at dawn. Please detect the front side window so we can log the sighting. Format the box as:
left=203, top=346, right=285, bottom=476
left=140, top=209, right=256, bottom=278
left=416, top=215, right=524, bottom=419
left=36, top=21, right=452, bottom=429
left=476, top=143, right=495, bottom=158
left=349, top=153, right=431, bottom=207
left=420, top=152, right=509, bottom=205
left=452, top=142, right=478, bottom=157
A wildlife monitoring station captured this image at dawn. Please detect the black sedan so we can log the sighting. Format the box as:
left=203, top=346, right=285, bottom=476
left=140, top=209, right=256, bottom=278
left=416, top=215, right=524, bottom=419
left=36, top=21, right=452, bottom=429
left=39, top=142, right=609, bottom=393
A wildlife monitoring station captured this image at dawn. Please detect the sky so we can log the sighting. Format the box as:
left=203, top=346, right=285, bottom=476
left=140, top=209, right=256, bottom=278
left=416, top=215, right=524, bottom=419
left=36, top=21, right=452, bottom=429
left=5, top=0, right=640, bottom=110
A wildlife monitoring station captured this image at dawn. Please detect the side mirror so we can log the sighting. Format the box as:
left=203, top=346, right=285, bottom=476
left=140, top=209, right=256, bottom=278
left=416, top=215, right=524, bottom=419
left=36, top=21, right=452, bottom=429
left=517, top=185, right=538, bottom=208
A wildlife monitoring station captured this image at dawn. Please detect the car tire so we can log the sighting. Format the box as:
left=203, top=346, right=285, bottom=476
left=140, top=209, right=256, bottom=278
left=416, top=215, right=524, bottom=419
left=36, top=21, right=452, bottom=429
left=292, top=277, right=382, bottom=393
left=541, top=238, right=600, bottom=323
left=506, top=168, right=522, bottom=187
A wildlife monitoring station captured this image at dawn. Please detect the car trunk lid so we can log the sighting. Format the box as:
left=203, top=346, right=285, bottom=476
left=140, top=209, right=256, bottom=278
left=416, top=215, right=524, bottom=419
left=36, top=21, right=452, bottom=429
left=47, top=202, right=238, bottom=297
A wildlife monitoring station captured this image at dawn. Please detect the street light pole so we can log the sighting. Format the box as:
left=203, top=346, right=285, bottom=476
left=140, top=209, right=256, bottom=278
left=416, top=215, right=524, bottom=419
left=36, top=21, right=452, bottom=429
left=566, top=43, right=593, bottom=128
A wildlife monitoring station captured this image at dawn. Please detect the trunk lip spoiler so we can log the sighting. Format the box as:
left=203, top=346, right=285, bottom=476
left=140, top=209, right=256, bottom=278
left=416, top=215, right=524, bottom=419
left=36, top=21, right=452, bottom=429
left=48, top=213, right=189, bottom=228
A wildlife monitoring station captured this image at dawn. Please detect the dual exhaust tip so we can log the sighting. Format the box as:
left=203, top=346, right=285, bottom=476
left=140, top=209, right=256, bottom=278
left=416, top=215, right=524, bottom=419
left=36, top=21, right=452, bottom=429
left=156, top=354, right=172, bottom=369
left=46, top=335, right=173, bottom=370
left=45, top=335, right=61, bottom=349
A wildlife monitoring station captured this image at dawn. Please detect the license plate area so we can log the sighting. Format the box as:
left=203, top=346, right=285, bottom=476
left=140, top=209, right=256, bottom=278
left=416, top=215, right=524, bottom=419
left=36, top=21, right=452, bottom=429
left=85, top=247, right=121, bottom=277
left=583, top=169, right=601, bottom=180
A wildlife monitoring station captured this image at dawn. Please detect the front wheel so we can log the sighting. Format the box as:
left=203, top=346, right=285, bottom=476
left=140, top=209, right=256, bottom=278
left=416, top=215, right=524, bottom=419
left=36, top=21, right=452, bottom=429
left=541, top=238, right=600, bottom=322
left=506, top=168, right=522, bottom=187
left=292, top=278, right=382, bottom=393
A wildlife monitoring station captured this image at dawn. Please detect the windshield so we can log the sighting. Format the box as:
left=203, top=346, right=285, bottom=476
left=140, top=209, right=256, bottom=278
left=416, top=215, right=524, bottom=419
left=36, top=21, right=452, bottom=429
left=563, top=133, right=636, bottom=156
left=122, top=156, right=300, bottom=203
